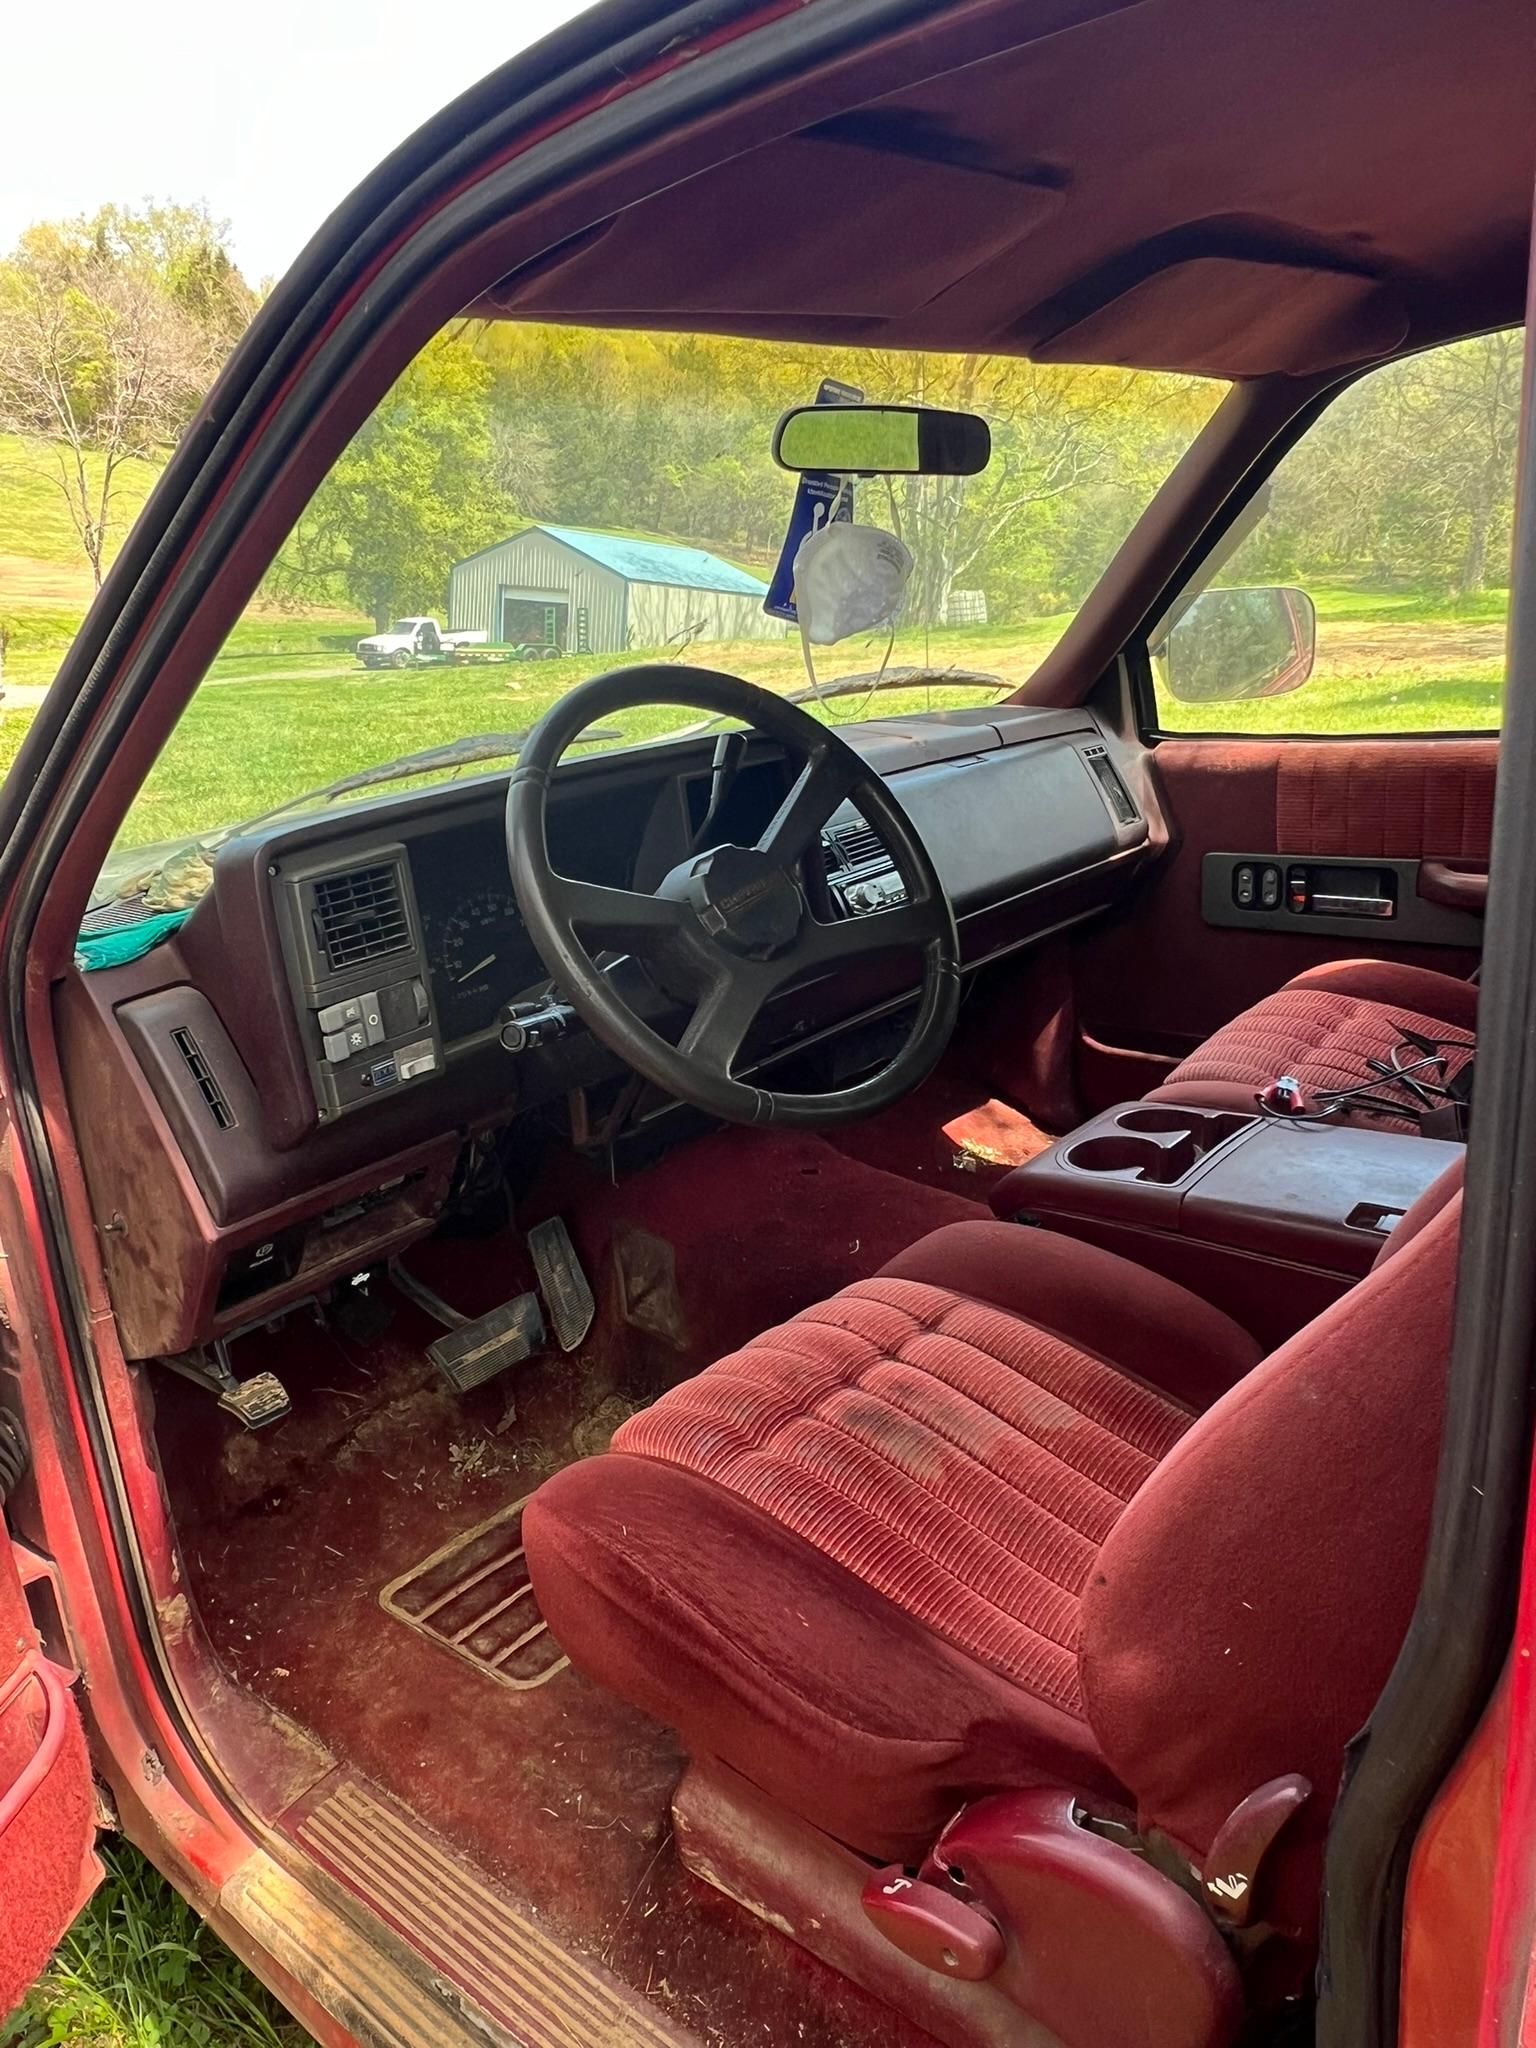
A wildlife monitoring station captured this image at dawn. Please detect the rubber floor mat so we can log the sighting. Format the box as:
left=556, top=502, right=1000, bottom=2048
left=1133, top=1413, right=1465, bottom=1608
left=379, top=1494, right=568, bottom=1690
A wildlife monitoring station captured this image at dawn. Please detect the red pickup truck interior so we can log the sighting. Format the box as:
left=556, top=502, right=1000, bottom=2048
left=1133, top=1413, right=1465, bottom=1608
left=1, top=1, right=1532, bottom=2045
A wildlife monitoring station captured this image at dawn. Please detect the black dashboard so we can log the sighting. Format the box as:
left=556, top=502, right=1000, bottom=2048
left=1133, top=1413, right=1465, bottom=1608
left=73, top=703, right=1153, bottom=1358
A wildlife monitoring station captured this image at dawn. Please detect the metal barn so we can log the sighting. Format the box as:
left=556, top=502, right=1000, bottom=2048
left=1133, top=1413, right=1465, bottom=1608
left=446, top=524, right=783, bottom=655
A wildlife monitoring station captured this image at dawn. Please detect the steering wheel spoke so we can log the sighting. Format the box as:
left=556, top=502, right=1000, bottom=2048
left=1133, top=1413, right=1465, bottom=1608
left=549, top=875, right=688, bottom=952
left=756, top=745, right=859, bottom=871
left=678, top=964, right=773, bottom=1078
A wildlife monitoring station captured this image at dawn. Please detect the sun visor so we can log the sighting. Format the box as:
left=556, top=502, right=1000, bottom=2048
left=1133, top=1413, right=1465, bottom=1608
left=506, top=136, right=1065, bottom=322
left=1032, top=257, right=1410, bottom=377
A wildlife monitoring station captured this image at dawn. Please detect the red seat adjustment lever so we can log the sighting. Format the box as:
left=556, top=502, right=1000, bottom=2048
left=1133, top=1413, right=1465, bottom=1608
left=1200, top=1773, right=1311, bottom=1927
left=861, top=1866, right=1004, bottom=1981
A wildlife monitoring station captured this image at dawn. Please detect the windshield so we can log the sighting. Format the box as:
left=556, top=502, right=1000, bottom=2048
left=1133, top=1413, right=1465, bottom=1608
left=33, top=323, right=1221, bottom=891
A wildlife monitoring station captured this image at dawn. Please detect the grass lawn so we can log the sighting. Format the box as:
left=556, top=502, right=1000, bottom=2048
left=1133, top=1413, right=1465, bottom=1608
left=0, top=588, right=1503, bottom=856
left=0, top=436, right=163, bottom=574
left=2, top=1840, right=308, bottom=2048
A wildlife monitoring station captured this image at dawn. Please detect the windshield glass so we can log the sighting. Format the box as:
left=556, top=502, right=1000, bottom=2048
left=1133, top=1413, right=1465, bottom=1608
left=55, top=324, right=1222, bottom=887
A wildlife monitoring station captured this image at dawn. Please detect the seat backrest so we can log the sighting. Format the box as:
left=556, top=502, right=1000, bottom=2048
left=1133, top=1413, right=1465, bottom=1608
left=1079, top=1160, right=1464, bottom=1936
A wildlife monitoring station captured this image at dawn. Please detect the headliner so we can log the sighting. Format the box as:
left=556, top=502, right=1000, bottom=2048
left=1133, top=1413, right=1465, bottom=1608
left=485, top=0, right=1534, bottom=379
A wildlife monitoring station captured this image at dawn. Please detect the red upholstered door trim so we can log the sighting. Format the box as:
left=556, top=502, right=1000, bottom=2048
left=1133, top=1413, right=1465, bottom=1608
left=1274, top=743, right=1496, bottom=861
left=0, top=1541, right=98, bottom=2017
left=1067, top=738, right=1492, bottom=1107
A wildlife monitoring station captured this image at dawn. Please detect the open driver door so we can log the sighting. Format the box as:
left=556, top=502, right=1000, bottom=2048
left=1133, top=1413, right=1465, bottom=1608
left=0, top=1460, right=99, bottom=2019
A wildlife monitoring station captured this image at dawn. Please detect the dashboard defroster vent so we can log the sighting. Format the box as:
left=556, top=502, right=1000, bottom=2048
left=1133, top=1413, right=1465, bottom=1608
left=312, top=862, right=411, bottom=972
left=170, top=1026, right=235, bottom=1130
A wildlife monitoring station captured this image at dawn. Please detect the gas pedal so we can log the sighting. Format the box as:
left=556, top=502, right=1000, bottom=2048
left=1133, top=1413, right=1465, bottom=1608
left=527, top=1218, right=595, bottom=1352
left=428, top=1293, right=545, bottom=1393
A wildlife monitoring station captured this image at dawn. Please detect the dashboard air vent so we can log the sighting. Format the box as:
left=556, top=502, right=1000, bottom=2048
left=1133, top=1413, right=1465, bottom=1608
left=311, top=862, right=410, bottom=972
left=830, top=818, right=885, bottom=870
left=171, top=1026, right=235, bottom=1130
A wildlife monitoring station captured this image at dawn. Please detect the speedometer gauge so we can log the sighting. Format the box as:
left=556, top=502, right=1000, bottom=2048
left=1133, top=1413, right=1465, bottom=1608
left=425, top=882, right=541, bottom=1041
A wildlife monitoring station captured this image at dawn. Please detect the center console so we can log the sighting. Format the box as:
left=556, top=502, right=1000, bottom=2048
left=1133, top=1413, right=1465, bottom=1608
left=991, top=1103, right=1463, bottom=1349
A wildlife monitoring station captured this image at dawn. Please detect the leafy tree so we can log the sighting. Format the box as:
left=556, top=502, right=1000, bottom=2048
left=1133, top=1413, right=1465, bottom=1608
left=272, top=334, right=513, bottom=628
left=0, top=204, right=252, bottom=586
left=1231, top=330, right=1522, bottom=600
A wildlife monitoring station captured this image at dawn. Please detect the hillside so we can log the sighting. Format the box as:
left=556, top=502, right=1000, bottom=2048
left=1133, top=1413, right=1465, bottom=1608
left=0, top=431, right=164, bottom=585
left=0, top=434, right=167, bottom=687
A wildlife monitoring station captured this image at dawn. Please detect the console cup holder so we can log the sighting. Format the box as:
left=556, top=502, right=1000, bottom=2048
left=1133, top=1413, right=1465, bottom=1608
left=1062, top=1105, right=1254, bottom=1185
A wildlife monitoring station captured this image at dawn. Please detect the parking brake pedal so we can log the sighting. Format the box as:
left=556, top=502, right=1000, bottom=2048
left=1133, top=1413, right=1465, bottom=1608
left=528, top=1218, right=595, bottom=1351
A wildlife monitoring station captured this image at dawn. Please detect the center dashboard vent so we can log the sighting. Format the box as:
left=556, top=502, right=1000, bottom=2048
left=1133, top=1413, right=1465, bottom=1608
left=311, top=861, right=411, bottom=972
left=823, top=816, right=886, bottom=872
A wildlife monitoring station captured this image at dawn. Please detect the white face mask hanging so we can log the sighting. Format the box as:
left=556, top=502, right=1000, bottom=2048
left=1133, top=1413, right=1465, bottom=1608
left=793, top=512, right=913, bottom=646
left=791, top=500, right=913, bottom=698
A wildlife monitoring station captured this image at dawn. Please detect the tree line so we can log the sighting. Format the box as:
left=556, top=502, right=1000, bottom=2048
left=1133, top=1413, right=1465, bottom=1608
left=0, top=202, right=1520, bottom=629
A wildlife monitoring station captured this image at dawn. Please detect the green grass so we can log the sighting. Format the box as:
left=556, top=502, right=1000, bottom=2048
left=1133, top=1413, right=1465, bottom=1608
left=0, top=580, right=1509, bottom=855
left=2, top=1841, right=308, bottom=2048
left=1154, top=661, right=1503, bottom=735
left=1305, top=581, right=1509, bottom=625
left=0, top=435, right=162, bottom=571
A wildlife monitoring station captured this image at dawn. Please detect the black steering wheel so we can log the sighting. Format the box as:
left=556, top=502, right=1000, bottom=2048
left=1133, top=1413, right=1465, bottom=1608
left=505, top=665, right=961, bottom=1128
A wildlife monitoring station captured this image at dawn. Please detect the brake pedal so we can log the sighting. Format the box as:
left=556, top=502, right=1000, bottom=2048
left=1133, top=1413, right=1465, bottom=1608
left=428, top=1293, right=546, bottom=1393
left=528, top=1217, right=596, bottom=1351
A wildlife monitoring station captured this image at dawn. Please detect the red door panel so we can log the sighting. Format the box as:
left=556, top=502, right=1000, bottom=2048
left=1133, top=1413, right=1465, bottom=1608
left=1070, top=738, right=1495, bottom=1108
left=0, top=1533, right=97, bottom=2019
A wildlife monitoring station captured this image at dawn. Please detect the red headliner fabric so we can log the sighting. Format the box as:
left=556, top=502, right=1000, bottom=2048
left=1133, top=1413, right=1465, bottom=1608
left=494, top=0, right=1534, bottom=375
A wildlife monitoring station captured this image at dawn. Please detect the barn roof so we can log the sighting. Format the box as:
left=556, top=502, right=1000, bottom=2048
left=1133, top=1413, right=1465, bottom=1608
left=519, top=525, right=770, bottom=596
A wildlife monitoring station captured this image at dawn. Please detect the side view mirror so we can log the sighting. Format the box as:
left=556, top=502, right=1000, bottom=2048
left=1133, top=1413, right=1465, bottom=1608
left=1153, top=586, right=1316, bottom=705
left=772, top=404, right=991, bottom=477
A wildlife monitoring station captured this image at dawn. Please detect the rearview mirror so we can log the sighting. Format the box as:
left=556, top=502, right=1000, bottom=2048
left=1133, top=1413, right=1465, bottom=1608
left=772, top=404, right=991, bottom=477
left=1153, top=586, right=1316, bottom=704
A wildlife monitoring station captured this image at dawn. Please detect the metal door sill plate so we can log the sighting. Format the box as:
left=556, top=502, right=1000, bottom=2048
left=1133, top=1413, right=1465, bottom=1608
left=292, top=1779, right=696, bottom=2047
left=379, top=1494, right=567, bottom=1690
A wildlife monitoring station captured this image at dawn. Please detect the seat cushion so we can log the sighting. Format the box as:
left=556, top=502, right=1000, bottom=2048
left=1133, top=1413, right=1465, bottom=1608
left=524, top=1222, right=1258, bottom=1856
left=1148, top=960, right=1476, bottom=1131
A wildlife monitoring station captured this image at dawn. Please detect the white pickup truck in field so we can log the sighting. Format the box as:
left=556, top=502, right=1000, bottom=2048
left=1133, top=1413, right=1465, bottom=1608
left=354, top=617, right=486, bottom=668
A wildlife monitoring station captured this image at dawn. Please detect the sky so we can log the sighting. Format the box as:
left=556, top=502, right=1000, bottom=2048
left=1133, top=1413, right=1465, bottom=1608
left=0, top=0, right=600, bottom=285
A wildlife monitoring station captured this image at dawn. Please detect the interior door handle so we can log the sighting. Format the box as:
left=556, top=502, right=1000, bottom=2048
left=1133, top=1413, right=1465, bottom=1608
left=1419, top=861, right=1489, bottom=912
